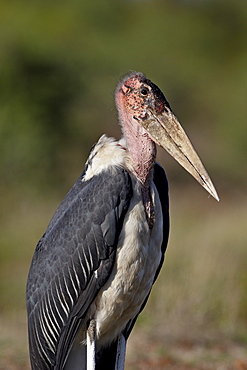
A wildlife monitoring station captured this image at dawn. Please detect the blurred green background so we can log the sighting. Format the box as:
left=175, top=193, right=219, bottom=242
left=0, top=0, right=246, bottom=369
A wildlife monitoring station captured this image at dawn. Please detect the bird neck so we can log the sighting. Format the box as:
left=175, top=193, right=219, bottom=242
left=119, top=114, right=156, bottom=228
left=124, top=124, right=156, bottom=229
left=122, top=117, right=157, bottom=188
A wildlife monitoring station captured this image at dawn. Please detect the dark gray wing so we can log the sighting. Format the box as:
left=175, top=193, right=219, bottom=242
left=26, top=166, right=133, bottom=370
left=152, top=162, right=170, bottom=279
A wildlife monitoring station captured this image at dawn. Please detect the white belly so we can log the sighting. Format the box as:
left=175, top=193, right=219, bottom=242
left=94, top=181, right=163, bottom=346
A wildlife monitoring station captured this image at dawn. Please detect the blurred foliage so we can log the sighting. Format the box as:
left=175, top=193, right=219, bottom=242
left=0, top=0, right=246, bottom=368
left=0, top=0, right=246, bottom=195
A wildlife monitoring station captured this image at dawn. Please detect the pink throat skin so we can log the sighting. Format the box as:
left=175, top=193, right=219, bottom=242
left=124, top=120, right=156, bottom=187
left=116, top=90, right=157, bottom=188
left=116, top=87, right=156, bottom=228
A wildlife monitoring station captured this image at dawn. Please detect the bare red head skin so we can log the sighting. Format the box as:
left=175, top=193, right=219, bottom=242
left=116, top=72, right=171, bottom=120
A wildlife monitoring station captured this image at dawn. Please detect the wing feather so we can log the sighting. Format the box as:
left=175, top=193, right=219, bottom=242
left=26, top=166, right=132, bottom=369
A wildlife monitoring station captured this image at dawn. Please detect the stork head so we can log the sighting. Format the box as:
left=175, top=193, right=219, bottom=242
left=116, top=72, right=219, bottom=201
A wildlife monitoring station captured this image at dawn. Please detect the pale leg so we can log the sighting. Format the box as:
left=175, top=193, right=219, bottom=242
left=87, top=319, right=96, bottom=370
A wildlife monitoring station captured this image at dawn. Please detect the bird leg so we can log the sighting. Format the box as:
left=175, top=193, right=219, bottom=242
left=115, top=333, right=126, bottom=370
left=87, top=319, right=96, bottom=370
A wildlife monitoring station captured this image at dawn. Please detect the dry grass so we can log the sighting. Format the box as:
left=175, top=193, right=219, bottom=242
left=0, top=185, right=246, bottom=369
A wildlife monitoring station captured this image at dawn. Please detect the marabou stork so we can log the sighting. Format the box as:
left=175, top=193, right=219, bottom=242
left=26, top=72, right=219, bottom=370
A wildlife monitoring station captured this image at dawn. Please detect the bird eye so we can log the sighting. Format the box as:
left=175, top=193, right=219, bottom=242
left=140, top=87, right=149, bottom=96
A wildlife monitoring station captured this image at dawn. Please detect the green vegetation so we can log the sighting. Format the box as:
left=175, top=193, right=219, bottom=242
left=0, top=0, right=246, bottom=368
